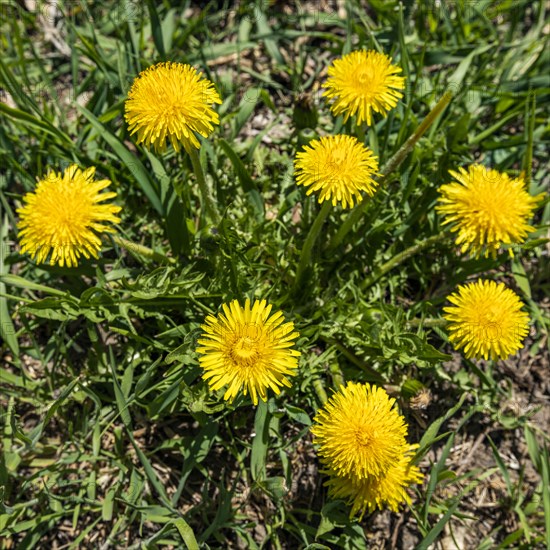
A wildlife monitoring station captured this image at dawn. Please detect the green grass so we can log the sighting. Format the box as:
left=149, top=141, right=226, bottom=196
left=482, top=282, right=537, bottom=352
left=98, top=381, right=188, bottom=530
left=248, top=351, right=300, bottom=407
left=1, top=0, right=549, bottom=548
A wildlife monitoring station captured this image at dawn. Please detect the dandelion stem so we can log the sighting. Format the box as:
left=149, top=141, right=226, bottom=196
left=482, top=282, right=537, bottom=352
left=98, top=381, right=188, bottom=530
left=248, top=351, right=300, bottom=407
left=111, top=235, right=176, bottom=265
left=382, top=91, right=453, bottom=180
left=523, top=91, right=536, bottom=186
left=356, top=123, right=366, bottom=144
left=361, top=233, right=447, bottom=290
left=406, top=317, right=448, bottom=328
left=294, top=200, right=332, bottom=291
left=327, top=91, right=453, bottom=252
left=189, top=148, right=221, bottom=225
left=323, top=336, right=385, bottom=383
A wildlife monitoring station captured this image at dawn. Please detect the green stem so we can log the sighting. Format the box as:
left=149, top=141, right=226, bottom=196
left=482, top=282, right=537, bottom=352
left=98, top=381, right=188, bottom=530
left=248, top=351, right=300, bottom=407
left=324, top=337, right=385, bottom=384
left=327, top=91, right=453, bottom=252
left=189, top=148, right=220, bottom=225
left=381, top=90, right=453, bottom=180
left=293, top=200, right=332, bottom=291
left=0, top=291, right=33, bottom=304
left=111, top=235, right=175, bottom=265
left=356, top=123, right=366, bottom=144
left=523, top=91, right=535, bottom=186
left=170, top=178, right=192, bottom=254
left=406, top=317, right=448, bottom=328
left=361, top=233, right=447, bottom=290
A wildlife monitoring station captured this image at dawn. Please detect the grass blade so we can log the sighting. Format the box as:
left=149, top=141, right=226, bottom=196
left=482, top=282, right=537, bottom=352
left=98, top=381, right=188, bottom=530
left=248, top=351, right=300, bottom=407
left=251, top=400, right=269, bottom=482
left=77, top=105, right=163, bottom=215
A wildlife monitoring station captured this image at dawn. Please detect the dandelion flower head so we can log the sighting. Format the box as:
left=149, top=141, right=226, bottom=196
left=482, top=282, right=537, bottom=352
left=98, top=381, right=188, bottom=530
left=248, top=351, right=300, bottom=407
left=323, top=50, right=405, bottom=126
left=437, top=164, right=545, bottom=258
left=196, top=299, right=301, bottom=405
left=325, top=446, right=423, bottom=519
left=125, top=62, right=222, bottom=153
left=294, top=134, right=379, bottom=208
left=311, top=382, right=409, bottom=480
left=17, top=165, right=121, bottom=267
left=444, top=279, right=530, bottom=360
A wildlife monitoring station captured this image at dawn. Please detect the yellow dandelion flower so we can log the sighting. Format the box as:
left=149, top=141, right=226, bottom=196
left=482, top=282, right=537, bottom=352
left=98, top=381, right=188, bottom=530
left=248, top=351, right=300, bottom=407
left=294, top=135, right=379, bottom=208
left=325, top=446, right=423, bottom=519
left=443, top=279, right=530, bottom=360
left=311, top=382, right=409, bottom=480
left=196, top=299, right=301, bottom=406
left=322, top=50, right=405, bottom=126
left=437, top=165, right=545, bottom=258
left=125, top=62, right=222, bottom=153
left=17, top=165, right=121, bottom=268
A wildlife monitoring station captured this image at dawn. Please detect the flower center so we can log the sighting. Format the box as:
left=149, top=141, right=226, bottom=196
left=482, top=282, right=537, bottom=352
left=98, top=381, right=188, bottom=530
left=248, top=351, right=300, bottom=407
left=49, top=190, right=89, bottom=239
left=355, top=428, right=373, bottom=448
left=476, top=307, right=504, bottom=343
left=470, top=175, right=517, bottom=228
left=354, top=67, right=381, bottom=95
left=357, top=68, right=374, bottom=85
left=322, top=150, right=348, bottom=182
left=230, top=336, right=260, bottom=367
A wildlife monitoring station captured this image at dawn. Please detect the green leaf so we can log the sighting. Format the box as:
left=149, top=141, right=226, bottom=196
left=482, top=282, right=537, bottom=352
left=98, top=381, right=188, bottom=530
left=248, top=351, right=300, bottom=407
left=172, top=518, right=199, bottom=550
left=447, top=44, right=493, bottom=91
left=422, top=429, right=459, bottom=526
left=77, top=105, right=163, bottom=215
left=256, top=10, right=284, bottom=65
left=0, top=368, right=37, bottom=390
left=0, top=100, right=72, bottom=145
left=524, top=425, right=541, bottom=471
left=165, top=342, right=194, bottom=365
left=541, top=446, right=550, bottom=549
left=0, top=215, right=18, bottom=356
left=416, top=498, right=460, bottom=550
left=487, top=435, right=513, bottom=495
left=256, top=476, right=288, bottom=501
left=218, top=138, right=264, bottom=219
left=175, top=420, right=218, bottom=493
left=109, top=347, right=133, bottom=429
left=520, top=237, right=550, bottom=250
left=148, top=147, right=191, bottom=256
left=148, top=378, right=181, bottom=418
left=251, top=400, right=269, bottom=482
left=20, top=297, right=78, bottom=321
left=0, top=274, right=68, bottom=296
left=284, top=404, right=312, bottom=426
left=102, top=487, right=116, bottom=521
left=134, top=358, right=163, bottom=397
left=29, top=376, right=82, bottom=447
left=316, top=501, right=343, bottom=539
left=399, top=333, right=452, bottom=362
left=511, top=258, right=532, bottom=299
left=417, top=392, right=467, bottom=457
left=233, top=87, right=260, bottom=137
left=146, top=0, right=166, bottom=58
